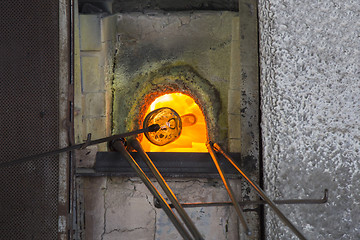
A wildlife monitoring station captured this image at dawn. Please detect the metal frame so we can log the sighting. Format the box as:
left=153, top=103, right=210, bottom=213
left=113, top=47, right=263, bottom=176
left=59, top=0, right=72, bottom=238
left=76, top=152, right=253, bottom=178
left=154, top=189, right=328, bottom=208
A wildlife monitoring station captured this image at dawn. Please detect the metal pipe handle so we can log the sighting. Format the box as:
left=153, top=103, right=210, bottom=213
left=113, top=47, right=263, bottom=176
left=112, top=140, right=192, bottom=240
left=206, top=142, right=251, bottom=236
left=212, top=142, right=307, bottom=240
left=130, top=139, right=204, bottom=240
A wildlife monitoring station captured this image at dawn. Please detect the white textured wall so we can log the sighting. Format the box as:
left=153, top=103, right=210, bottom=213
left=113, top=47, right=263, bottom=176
left=259, top=0, right=359, bottom=239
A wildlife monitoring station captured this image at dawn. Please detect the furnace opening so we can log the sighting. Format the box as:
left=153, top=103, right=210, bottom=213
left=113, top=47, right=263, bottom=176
left=140, top=93, right=207, bottom=152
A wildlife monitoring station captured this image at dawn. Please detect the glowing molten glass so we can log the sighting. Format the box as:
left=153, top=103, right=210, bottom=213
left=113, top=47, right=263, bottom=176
left=143, top=107, right=182, bottom=146
left=141, top=93, right=207, bottom=152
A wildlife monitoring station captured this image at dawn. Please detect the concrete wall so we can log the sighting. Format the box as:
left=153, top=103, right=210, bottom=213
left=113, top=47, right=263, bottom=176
left=81, top=177, right=246, bottom=240
left=259, top=0, right=360, bottom=239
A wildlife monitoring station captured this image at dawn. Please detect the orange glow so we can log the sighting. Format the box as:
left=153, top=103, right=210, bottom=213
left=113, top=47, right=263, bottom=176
left=141, top=93, right=208, bottom=152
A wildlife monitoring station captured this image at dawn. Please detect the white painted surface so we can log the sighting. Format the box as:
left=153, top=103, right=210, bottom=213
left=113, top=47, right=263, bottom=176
left=259, top=0, right=360, bottom=239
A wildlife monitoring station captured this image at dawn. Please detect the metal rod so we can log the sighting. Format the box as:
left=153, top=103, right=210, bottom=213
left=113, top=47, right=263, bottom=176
left=0, top=124, right=160, bottom=168
left=154, top=189, right=328, bottom=208
left=206, top=142, right=251, bottom=236
left=212, top=142, right=307, bottom=240
left=130, top=139, right=204, bottom=240
left=112, top=140, right=192, bottom=240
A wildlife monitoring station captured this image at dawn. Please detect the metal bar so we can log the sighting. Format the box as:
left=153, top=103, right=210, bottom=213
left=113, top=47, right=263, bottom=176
left=154, top=189, right=328, bottom=208
left=0, top=124, right=160, bottom=168
left=212, top=143, right=307, bottom=240
left=206, top=142, right=251, bottom=236
left=130, top=139, right=204, bottom=240
left=93, top=152, right=247, bottom=177
left=112, top=140, right=192, bottom=240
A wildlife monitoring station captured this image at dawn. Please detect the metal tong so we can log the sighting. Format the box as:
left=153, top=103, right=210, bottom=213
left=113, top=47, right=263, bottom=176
left=110, top=138, right=313, bottom=240
left=112, top=139, right=204, bottom=240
